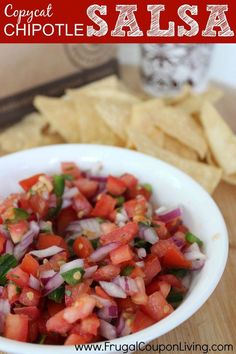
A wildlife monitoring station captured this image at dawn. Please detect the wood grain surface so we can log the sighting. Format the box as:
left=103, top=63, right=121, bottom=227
left=1, top=65, right=236, bottom=354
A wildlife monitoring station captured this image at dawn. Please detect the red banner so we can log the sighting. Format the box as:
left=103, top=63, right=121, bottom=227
left=0, top=0, right=235, bottom=43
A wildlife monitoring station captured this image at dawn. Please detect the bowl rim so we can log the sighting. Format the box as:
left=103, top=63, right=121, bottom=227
left=0, top=144, right=229, bottom=353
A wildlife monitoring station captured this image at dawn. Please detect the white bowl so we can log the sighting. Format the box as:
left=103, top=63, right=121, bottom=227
left=0, top=144, right=228, bottom=354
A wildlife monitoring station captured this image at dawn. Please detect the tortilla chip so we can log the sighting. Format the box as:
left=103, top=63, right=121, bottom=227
left=130, top=131, right=222, bottom=194
left=177, top=86, right=223, bottom=115
left=94, top=94, right=140, bottom=141
left=222, top=174, right=236, bottom=185
left=72, top=93, right=124, bottom=146
left=164, top=85, right=191, bottom=105
left=0, top=113, right=63, bottom=153
left=163, top=134, right=198, bottom=160
left=141, top=101, right=208, bottom=158
left=201, top=102, right=236, bottom=175
left=129, top=101, right=165, bottom=147
left=34, top=96, right=80, bottom=143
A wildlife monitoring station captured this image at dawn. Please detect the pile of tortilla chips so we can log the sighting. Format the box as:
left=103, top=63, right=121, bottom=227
left=0, top=75, right=235, bottom=194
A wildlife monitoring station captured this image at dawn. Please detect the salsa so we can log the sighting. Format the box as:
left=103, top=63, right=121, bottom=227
left=0, top=162, right=206, bottom=345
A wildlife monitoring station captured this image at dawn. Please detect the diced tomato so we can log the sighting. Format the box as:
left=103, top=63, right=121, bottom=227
left=0, top=216, right=3, bottom=224
left=146, top=280, right=171, bottom=297
left=61, top=162, right=81, bottom=178
left=124, top=198, right=146, bottom=218
left=20, top=254, right=39, bottom=277
left=14, top=306, right=40, bottom=321
left=100, top=222, right=117, bottom=235
left=132, top=309, right=155, bottom=333
left=37, top=233, right=68, bottom=253
left=151, top=239, right=173, bottom=258
left=130, top=266, right=145, bottom=279
left=80, top=314, right=100, bottom=336
left=151, top=239, right=191, bottom=269
left=8, top=220, right=29, bottom=244
left=46, top=309, right=73, bottom=334
left=56, top=207, right=77, bottom=234
left=131, top=277, right=148, bottom=305
left=29, top=194, right=49, bottom=218
left=19, top=174, right=43, bottom=192
left=6, top=267, right=29, bottom=288
left=7, top=283, right=20, bottom=304
left=28, top=321, right=39, bottom=342
left=110, top=244, right=133, bottom=265
left=0, top=234, right=6, bottom=254
left=100, top=222, right=138, bottom=245
left=157, top=274, right=185, bottom=291
left=144, top=255, right=161, bottom=285
left=91, top=194, right=116, bottom=218
left=106, top=176, right=126, bottom=196
left=163, top=246, right=191, bottom=269
left=74, top=178, right=98, bottom=199
left=64, top=333, right=93, bottom=345
left=141, top=291, right=174, bottom=322
left=4, top=313, right=28, bottom=342
left=19, top=287, right=41, bottom=307
left=73, top=237, right=93, bottom=258
left=93, top=265, right=120, bottom=281
left=120, top=173, right=138, bottom=190
left=63, top=295, right=96, bottom=324
left=116, top=297, right=138, bottom=313
left=153, top=221, right=168, bottom=239
left=72, top=194, right=92, bottom=218
left=49, top=251, right=68, bottom=271
left=47, top=300, right=65, bottom=317
left=95, top=286, right=113, bottom=300
left=65, top=283, right=90, bottom=307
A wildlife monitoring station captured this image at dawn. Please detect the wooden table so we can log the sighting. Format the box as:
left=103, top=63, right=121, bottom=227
left=121, top=66, right=236, bottom=354
left=1, top=66, right=236, bottom=354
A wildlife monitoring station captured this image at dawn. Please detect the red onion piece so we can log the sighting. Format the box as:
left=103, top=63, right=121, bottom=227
left=135, top=261, right=145, bottom=268
left=157, top=207, right=182, bottom=223
left=29, top=274, right=41, bottom=291
left=0, top=225, right=10, bottom=239
left=14, top=221, right=40, bottom=260
left=99, top=281, right=127, bottom=299
left=137, top=248, right=146, bottom=259
left=42, top=272, right=64, bottom=296
left=143, top=227, right=158, bottom=245
left=89, top=242, right=120, bottom=262
left=84, top=265, right=98, bottom=279
left=29, top=246, right=64, bottom=259
left=0, top=287, right=3, bottom=296
left=171, top=231, right=186, bottom=249
left=61, top=199, right=72, bottom=209
left=92, top=295, right=114, bottom=308
left=60, top=259, right=84, bottom=274
left=113, top=276, right=138, bottom=296
left=0, top=299, right=10, bottom=315
left=40, top=269, right=57, bottom=285
left=97, top=305, right=118, bottom=320
left=79, top=218, right=102, bottom=238
left=89, top=176, right=107, bottom=183
left=5, top=240, right=14, bottom=255
left=100, top=319, right=117, bottom=340
left=63, top=187, right=79, bottom=199
left=116, top=315, right=125, bottom=336
left=184, top=243, right=206, bottom=270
